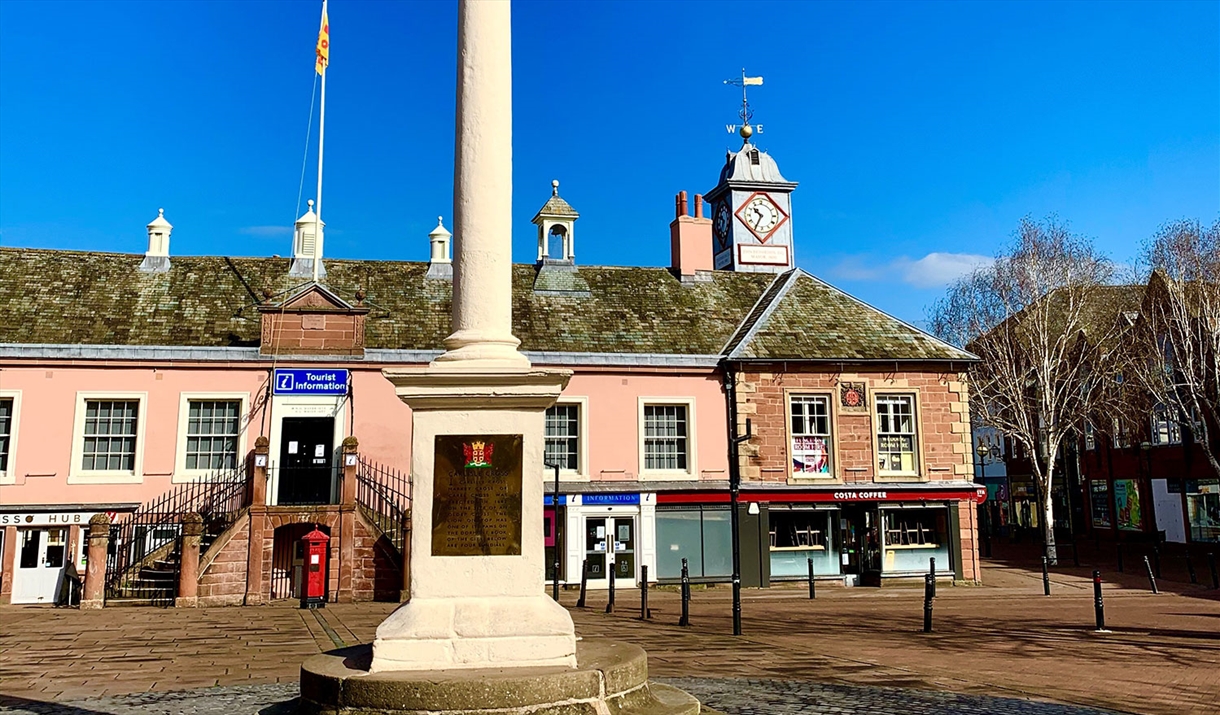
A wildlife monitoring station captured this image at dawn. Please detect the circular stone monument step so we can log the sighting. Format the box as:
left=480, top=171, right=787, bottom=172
left=300, top=639, right=712, bottom=715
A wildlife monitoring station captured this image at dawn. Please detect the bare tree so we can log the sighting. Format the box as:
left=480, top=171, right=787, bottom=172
left=930, top=217, right=1126, bottom=564
left=1125, top=219, right=1220, bottom=479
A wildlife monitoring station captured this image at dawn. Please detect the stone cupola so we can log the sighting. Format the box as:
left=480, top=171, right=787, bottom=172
left=289, top=199, right=326, bottom=278
left=532, top=180, right=579, bottom=265
left=139, top=208, right=172, bottom=273
left=426, top=216, right=453, bottom=280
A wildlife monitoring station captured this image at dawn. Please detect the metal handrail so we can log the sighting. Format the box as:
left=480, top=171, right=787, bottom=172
left=355, top=457, right=411, bottom=555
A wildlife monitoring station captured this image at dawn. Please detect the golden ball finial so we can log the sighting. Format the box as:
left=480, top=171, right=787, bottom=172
left=739, top=124, right=754, bottom=140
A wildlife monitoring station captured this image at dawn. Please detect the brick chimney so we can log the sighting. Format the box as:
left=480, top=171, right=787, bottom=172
left=670, top=191, right=713, bottom=279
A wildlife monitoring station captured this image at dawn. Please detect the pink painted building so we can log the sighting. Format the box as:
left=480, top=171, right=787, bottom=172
left=0, top=140, right=980, bottom=606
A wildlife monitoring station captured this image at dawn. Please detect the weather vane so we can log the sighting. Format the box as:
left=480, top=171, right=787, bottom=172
left=723, top=68, right=764, bottom=140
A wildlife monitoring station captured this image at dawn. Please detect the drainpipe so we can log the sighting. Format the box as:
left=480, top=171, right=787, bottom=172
left=721, top=359, right=751, bottom=637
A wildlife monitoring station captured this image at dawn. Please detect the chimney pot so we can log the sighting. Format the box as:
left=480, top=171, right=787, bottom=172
left=694, top=194, right=704, bottom=219
left=678, top=190, right=688, bottom=218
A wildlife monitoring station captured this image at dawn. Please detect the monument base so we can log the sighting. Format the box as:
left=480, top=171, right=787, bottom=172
left=300, top=639, right=716, bottom=715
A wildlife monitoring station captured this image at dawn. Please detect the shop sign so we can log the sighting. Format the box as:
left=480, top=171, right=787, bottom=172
left=542, top=495, right=568, bottom=506
left=273, top=369, right=349, bottom=396
left=1115, top=479, right=1142, bottom=531
left=0, top=512, right=96, bottom=527
left=580, top=493, right=640, bottom=506
left=833, top=491, right=890, bottom=500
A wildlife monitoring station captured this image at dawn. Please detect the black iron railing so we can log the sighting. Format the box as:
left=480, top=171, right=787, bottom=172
left=105, top=464, right=249, bottom=605
left=355, top=458, right=411, bottom=555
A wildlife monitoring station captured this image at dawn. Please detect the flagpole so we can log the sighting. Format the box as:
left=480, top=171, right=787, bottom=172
left=313, top=0, right=328, bottom=283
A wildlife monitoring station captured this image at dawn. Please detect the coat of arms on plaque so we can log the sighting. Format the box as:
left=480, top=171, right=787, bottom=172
left=840, top=382, right=867, bottom=411
left=463, top=440, right=494, bottom=468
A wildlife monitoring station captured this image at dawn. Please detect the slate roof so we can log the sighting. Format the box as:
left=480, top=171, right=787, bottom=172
left=0, top=248, right=973, bottom=361
left=723, top=269, right=976, bottom=362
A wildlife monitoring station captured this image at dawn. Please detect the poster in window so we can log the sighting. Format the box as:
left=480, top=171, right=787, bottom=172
left=1114, top=479, right=1142, bottom=531
left=1090, top=481, right=1111, bottom=528
left=792, top=436, right=829, bottom=474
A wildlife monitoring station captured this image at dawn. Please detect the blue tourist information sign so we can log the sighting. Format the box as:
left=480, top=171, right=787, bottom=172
left=272, top=369, right=350, bottom=396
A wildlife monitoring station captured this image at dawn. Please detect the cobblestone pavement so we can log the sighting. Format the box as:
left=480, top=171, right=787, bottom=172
left=0, top=679, right=1126, bottom=715
left=0, top=547, right=1215, bottom=715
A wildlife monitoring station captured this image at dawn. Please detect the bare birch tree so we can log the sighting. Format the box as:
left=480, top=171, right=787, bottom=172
left=1124, top=219, right=1220, bottom=479
left=930, top=217, right=1125, bottom=564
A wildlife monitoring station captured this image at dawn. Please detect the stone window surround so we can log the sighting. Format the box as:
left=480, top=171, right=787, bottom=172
left=784, top=388, right=840, bottom=483
left=173, top=392, right=252, bottom=483
left=871, top=389, right=927, bottom=482
left=637, top=396, right=698, bottom=480
left=68, top=391, right=149, bottom=485
left=0, top=390, right=21, bottom=485
left=544, top=396, right=589, bottom=481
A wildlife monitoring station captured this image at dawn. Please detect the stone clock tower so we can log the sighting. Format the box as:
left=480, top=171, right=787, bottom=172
left=705, top=126, right=798, bottom=273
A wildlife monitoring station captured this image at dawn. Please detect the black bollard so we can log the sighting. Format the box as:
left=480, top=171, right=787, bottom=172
left=1209, top=553, right=1219, bottom=590
left=928, top=557, right=937, bottom=598
left=576, top=559, right=588, bottom=608
left=605, top=564, right=616, bottom=614
left=1093, top=570, right=1106, bottom=631
left=1186, top=552, right=1197, bottom=585
left=639, top=565, right=649, bottom=620
left=679, top=558, right=691, bottom=627
left=1042, top=556, right=1051, bottom=596
left=923, top=573, right=934, bottom=633
left=1117, top=543, right=1124, bottom=573
left=1152, top=546, right=1162, bottom=579
left=808, top=557, right=816, bottom=599
left=1143, top=555, right=1158, bottom=594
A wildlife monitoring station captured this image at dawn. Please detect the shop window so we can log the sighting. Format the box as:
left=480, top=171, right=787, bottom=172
left=1114, top=479, right=1142, bottom=531
left=19, top=529, right=40, bottom=569
left=880, top=507, right=949, bottom=573
left=0, top=397, right=11, bottom=473
left=643, top=404, right=688, bottom=472
left=1111, top=418, right=1130, bottom=449
left=1090, top=480, right=1112, bottom=528
left=1186, top=480, right=1220, bottom=543
left=1151, top=405, right=1181, bottom=446
left=876, top=394, right=918, bottom=474
left=81, top=400, right=139, bottom=471
left=656, top=506, right=731, bottom=579
left=790, top=395, right=832, bottom=476
left=45, top=528, right=66, bottom=569
left=544, top=404, right=580, bottom=471
left=769, top=509, right=839, bottom=578
left=185, top=400, right=241, bottom=470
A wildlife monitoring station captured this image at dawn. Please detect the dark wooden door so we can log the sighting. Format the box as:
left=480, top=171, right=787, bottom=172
left=278, top=417, right=335, bottom=505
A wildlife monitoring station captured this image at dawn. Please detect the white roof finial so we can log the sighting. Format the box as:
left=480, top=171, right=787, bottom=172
left=552, top=179, right=559, bottom=196
left=430, top=216, right=451, bottom=239
left=307, top=199, right=315, bottom=210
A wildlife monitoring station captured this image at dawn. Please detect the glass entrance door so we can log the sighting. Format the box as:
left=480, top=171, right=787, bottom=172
left=583, top=516, right=636, bottom=587
left=839, top=506, right=881, bottom=583
left=12, top=528, right=68, bottom=604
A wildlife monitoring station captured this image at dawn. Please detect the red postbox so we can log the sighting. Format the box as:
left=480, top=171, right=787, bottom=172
left=300, top=527, right=329, bottom=609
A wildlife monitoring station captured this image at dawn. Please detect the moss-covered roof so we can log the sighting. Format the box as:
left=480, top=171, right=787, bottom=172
left=0, top=248, right=772, bottom=354
left=725, top=270, right=976, bottom=362
left=0, top=249, right=970, bottom=361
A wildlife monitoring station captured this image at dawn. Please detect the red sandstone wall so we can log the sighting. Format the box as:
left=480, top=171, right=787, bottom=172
left=197, top=519, right=249, bottom=607
left=735, top=368, right=972, bottom=484
left=260, top=313, right=365, bottom=356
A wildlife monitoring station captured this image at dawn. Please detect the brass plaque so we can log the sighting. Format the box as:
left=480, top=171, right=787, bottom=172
left=431, top=434, right=523, bottom=556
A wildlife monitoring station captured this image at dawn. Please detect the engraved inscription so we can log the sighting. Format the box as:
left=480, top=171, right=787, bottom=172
left=431, top=434, right=523, bottom=556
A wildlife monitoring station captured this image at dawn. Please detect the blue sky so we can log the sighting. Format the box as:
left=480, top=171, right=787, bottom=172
left=1, top=0, right=1216, bottom=323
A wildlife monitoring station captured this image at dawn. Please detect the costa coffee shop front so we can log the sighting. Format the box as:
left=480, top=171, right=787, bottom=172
left=656, top=484, right=984, bottom=587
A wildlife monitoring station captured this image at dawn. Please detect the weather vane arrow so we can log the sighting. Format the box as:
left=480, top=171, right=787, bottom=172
left=724, top=68, right=764, bottom=140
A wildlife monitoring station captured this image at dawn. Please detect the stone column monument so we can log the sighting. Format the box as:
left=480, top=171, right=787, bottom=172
left=300, top=1, right=709, bottom=711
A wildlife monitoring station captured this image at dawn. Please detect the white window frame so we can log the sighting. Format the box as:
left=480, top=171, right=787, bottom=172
left=174, top=392, right=251, bottom=483
left=638, top=397, right=697, bottom=480
left=544, top=396, right=589, bottom=480
left=1150, top=405, right=1182, bottom=446
left=1084, top=421, right=1096, bottom=451
left=872, top=391, right=923, bottom=480
left=68, top=392, right=148, bottom=484
left=0, top=390, right=21, bottom=485
left=786, top=390, right=837, bottom=481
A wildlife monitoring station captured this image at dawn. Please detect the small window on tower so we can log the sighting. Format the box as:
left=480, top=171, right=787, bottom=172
left=749, top=150, right=760, bottom=166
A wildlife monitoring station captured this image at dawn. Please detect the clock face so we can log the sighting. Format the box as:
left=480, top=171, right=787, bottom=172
left=714, top=202, right=732, bottom=247
left=742, top=195, right=782, bottom=236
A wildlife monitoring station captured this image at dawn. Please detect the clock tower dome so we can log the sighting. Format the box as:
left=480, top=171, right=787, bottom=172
left=705, top=128, right=798, bottom=273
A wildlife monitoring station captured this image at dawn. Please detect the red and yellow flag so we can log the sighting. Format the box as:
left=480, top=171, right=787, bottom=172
left=315, top=3, right=329, bottom=75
